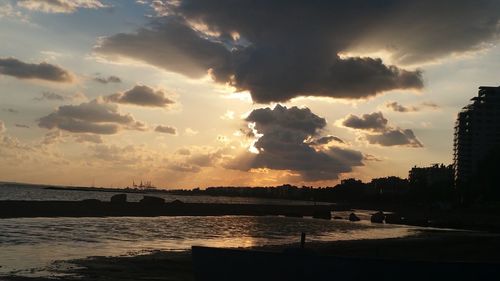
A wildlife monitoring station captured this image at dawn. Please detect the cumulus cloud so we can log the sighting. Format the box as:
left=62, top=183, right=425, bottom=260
left=0, top=3, right=29, bottom=22
left=342, top=112, right=388, bottom=131
left=0, top=120, right=5, bottom=133
left=366, top=129, right=423, bottom=147
left=227, top=105, right=363, bottom=181
left=104, top=85, right=175, bottom=108
left=94, top=1, right=500, bottom=103
left=342, top=112, right=423, bottom=147
left=0, top=58, right=73, bottom=82
left=17, top=0, right=107, bottom=13
left=386, top=101, right=439, bottom=112
left=93, top=75, right=121, bottom=84
left=38, top=99, right=146, bottom=135
left=155, top=125, right=177, bottom=135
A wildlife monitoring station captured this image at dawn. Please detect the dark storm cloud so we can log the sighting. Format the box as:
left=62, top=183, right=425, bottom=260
left=342, top=112, right=388, bottom=131
left=0, top=58, right=73, bottom=82
left=95, top=1, right=500, bottom=103
left=155, top=125, right=177, bottom=135
left=15, top=124, right=30, bottom=128
left=95, top=18, right=232, bottom=79
left=342, top=112, right=423, bottom=147
left=93, top=75, right=122, bottom=84
left=386, top=101, right=440, bottom=112
left=227, top=105, right=363, bottom=181
left=105, top=85, right=175, bottom=108
left=245, top=105, right=327, bottom=135
left=38, top=99, right=146, bottom=135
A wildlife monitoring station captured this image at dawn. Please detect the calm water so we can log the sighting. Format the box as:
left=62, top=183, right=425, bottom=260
left=0, top=185, right=425, bottom=276
left=0, top=215, right=424, bottom=276
left=0, top=184, right=320, bottom=205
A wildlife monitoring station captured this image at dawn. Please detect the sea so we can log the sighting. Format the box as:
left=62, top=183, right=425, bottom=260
left=0, top=184, right=432, bottom=276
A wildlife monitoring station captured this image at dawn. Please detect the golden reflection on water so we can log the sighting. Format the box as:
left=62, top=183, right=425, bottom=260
left=0, top=215, right=422, bottom=276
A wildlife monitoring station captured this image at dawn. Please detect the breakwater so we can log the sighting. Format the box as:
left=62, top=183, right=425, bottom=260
left=0, top=199, right=333, bottom=219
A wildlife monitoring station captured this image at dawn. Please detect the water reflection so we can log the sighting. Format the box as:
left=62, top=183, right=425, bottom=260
left=0, top=185, right=321, bottom=205
left=0, top=215, right=420, bottom=275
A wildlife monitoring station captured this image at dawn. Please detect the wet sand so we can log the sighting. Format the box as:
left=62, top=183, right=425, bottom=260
left=2, top=230, right=500, bottom=281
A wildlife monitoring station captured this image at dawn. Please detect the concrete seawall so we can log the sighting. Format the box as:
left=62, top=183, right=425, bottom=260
left=0, top=200, right=334, bottom=218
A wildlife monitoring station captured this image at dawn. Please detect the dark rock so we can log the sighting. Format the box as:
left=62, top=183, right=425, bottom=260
left=140, top=196, right=165, bottom=205
left=312, top=210, right=332, bottom=220
left=111, top=193, right=127, bottom=203
left=371, top=211, right=385, bottom=223
left=349, top=213, right=361, bottom=222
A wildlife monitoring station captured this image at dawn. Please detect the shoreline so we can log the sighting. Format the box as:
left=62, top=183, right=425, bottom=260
left=3, top=230, right=500, bottom=281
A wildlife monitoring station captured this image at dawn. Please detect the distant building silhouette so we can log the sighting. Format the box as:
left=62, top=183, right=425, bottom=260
left=409, top=164, right=454, bottom=202
left=454, top=86, right=500, bottom=202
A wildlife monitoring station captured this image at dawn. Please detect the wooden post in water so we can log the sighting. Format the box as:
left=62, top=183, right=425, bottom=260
left=300, top=232, right=306, bottom=248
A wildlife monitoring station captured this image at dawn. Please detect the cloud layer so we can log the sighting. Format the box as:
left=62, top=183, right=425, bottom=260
left=342, top=112, right=423, bottom=147
left=386, top=101, right=439, bottom=112
left=105, top=85, right=175, bottom=108
left=94, top=75, right=121, bottom=84
left=95, top=0, right=500, bottom=103
left=38, top=99, right=146, bottom=134
left=228, top=105, right=364, bottom=181
left=17, top=0, right=106, bottom=14
left=0, top=58, right=73, bottom=82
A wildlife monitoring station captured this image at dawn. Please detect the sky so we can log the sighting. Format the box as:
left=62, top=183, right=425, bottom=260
left=0, top=0, right=499, bottom=188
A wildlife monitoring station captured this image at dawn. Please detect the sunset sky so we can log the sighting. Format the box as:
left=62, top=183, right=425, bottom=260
left=1, top=0, right=499, bottom=188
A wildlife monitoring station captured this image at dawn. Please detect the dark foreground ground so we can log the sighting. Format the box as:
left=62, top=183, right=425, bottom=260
left=2, top=231, right=500, bottom=281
